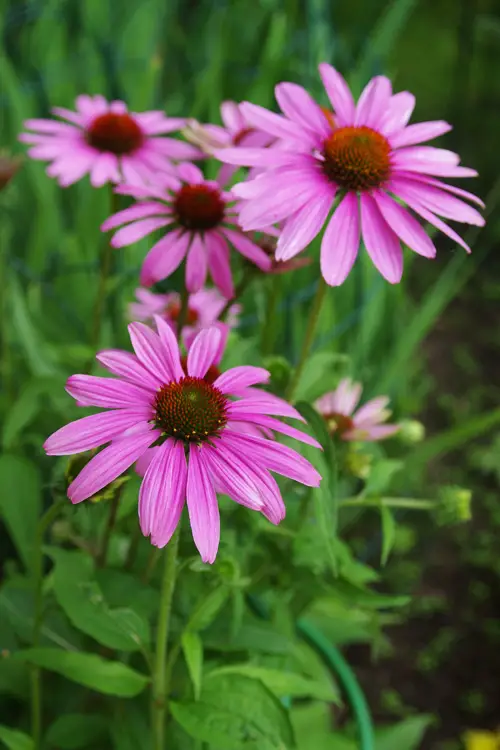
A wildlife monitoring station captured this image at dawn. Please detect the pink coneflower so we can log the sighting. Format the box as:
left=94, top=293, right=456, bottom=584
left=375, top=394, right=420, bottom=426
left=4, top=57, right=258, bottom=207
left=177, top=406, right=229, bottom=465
left=129, top=286, right=240, bottom=358
left=216, top=64, right=485, bottom=285
left=315, top=378, right=399, bottom=441
left=44, top=323, right=321, bottom=562
left=19, top=95, right=201, bottom=187
left=101, top=163, right=272, bottom=296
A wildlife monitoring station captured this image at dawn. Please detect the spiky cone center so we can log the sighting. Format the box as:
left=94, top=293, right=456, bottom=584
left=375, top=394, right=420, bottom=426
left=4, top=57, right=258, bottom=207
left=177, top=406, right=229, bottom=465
left=323, top=411, right=355, bottom=437
left=174, top=184, right=225, bottom=231
left=323, top=126, right=391, bottom=190
left=86, top=113, right=144, bottom=155
left=165, top=301, right=199, bottom=325
left=154, top=376, right=228, bottom=442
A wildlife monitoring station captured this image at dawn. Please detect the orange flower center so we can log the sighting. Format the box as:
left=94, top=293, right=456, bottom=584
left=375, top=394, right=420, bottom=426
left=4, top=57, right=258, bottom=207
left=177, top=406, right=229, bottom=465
left=323, top=412, right=355, bottom=437
left=154, top=376, right=228, bottom=442
left=322, top=126, right=391, bottom=191
left=165, top=302, right=199, bottom=326
left=174, top=184, right=225, bottom=231
left=180, top=356, right=221, bottom=385
left=86, top=113, right=144, bottom=155
left=320, top=106, right=336, bottom=130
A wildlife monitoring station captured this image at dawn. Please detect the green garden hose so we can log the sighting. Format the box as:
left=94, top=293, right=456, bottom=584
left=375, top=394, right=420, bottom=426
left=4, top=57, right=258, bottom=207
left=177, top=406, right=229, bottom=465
left=248, top=596, right=375, bottom=750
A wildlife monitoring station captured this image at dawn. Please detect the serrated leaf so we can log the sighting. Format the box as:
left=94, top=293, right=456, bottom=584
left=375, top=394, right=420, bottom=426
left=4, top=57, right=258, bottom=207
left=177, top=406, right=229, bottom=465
left=0, top=726, right=33, bottom=750
left=209, top=664, right=338, bottom=702
left=13, top=649, right=149, bottom=697
left=380, top=505, right=396, bottom=566
left=49, top=549, right=150, bottom=651
left=44, top=713, right=107, bottom=749
left=181, top=631, right=203, bottom=700
left=0, top=455, right=42, bottom=571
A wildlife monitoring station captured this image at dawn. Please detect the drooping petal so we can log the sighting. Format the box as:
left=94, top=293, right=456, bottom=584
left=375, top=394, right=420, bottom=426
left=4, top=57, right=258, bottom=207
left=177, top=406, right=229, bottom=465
left=110, top=217, right=173, bottom=248
left=187, top=445, right=220, bottom=563
left=360, top=193, right=403, bottom=283
left=89, top=153, right=120, bottom=187
left=68, top=426, right=160, bottom=503
left=185, top=235, right=208, bottom=293
left=372, top=191, right=436, bottom=258
left=354, top=396, right=390, bottom=425
left=139, top=439, right=187, bottom=547
left=201, top=444, right=265, bottom=512
left=276, top=191, right=334, bottom=262
left=222, top=228, right=272, bottom=271
left=140, top=231, right=190, bottom=287
left=44, top=409, right=151, bottom=455
left=213, top=366, right=270, bottom=394
left=227, top=397, right=305, bottom=421
left=65, top=374, right=152, bottom=409
left=230, top=413, right=321, bottom=448
left=204, top=232, right=234, bottom=299
left=390, top=178, right=484, bottom=226
left=96, top=349, right=163, bottom=390
left=320, top=192, right=360, bottom=286
left=187, top=328, right=222, bottom=378
left=345, top=423, right=400, bottom=441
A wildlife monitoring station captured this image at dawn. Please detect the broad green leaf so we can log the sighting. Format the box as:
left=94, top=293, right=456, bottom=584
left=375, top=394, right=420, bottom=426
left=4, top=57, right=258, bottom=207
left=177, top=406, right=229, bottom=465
left=380, top=505, right=396, bottom=566
left=0, top=726, right=33, bottom=750
left=294, top=352, right=346, bottom=403
left=95, top=569, right=158, bottom=620
left=209, top=664, right=338, bottom=702
left=45, top=714, right=107, bottom=749
left=49, top=549, right=150, bottom=651
left=0, top=658, right=29, bottom=699
left=171, top=673, right=295, bottom=749
left=0, top=455, right=42, bottom=571
left=204, top=613, right=293, bottom=654
left=363, top=460, right=403, bottom=497
left=375, top=716, right=433, bottom=750
left=110, top=705, right=152, bottom=750
left=13, top=649, right=149, bottom=697
left=2, top=383, right=41, bottom=449
left=182, top=631, right=203, bottom=700
left=292, top=704, right=355, bottom=750
left=186, top=586, right=230, bottom=633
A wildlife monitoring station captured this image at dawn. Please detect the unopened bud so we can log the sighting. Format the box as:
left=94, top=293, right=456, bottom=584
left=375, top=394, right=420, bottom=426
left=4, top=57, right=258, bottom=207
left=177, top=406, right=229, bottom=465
left=434, top=486, right=472, bottom=526
left=398, top=419, right=425, bottom=444
left=344, top=448, right=373, bottom=480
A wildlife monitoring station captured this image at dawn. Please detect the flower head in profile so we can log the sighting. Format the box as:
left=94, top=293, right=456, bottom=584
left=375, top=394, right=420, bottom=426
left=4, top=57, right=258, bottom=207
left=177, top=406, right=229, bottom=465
left=101, top=163, right=271, bottom=296
left=44, top=323, right=321, bottom=562
left=19, top=95, right=201, bottom=187
left=217, top=64, right=484, bottom=285
left=315, top=378, right=399, bottom=442
left=129, top=286, right=240, bottom=359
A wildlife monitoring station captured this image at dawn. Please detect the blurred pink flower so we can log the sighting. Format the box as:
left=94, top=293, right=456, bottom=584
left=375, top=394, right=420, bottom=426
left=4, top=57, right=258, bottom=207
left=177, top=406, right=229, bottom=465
left=101, top=163, right=271, bottom=296
left=315, top=378, right=399, bottom=441
left=129, top=286, right=240, bottom=360
left=19, top=95, right=200, bottom=187
left=44, top=324, right=321, bottom=562
left=216, top=64, right=484, bottom=285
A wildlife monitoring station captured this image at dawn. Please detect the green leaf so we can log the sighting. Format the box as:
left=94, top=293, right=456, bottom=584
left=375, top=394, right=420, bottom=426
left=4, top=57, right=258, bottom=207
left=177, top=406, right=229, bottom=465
left=181, top=631, right=203, bottom=700
left=292, top=703, right=354, bottom=750
left=95, top=569, right=158, bottom=620
left=204, top=613, right=293, bottom=654
left=0, top=455, right=42, bottom=571
left=296, top=401, right=338, bottom=575
left=209, top=664, right=338, bottom=702
left=45, top=714, right=107, bottom=749
left=363, top=460, right=403, bottom=497
left=374, top=716, right=433, bottom=750
left=186, top=586, right=230, bottom=633
left=13, top=649, right=149, bottom=697
left=171, top=673, right=295, bottom=749
left=49, top=549, right=150, bottom=651
left=380, top=505, right=396, bottom=566
left=0, top=658, right=29, bottom=699
left=0, top=726, right=33, bottom=750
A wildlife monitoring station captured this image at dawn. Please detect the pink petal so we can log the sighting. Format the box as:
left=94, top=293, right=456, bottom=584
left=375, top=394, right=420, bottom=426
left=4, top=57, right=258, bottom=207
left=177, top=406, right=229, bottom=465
left=202, top=444, right=265, bottom=512
left=149, top=138, right=202, bottom=160
left=213, top=146, right=300, bottom=168
left=90, top=153, right=120, bottom=187
left=187, top=446, right=220, bottom=563
left=205, top=232, right=234, bottom=299
left=336, top=379, right=363, bottom=415
left=139, top=439, right=187, bottom=547
left=140, top=231, right=190, bottom=287
left=177, top=162, right=205, bottom=184
left=187, top=328, right=222, bottom=378
left=47, top=152, right=95, bottom=186
left=51, top=107, right=85, bottom=126
left=238, top=177, right=321, bottom=231
left=214, top=366, right=270, bottom=394
left=101, top=202, right=167, bottom=232
left=111, top=217, right=173, bottom=248
left=360, top=193, right=403, bottom=283
left=390, top=179, right=484, bottom=226
left=355, top=76, right=392, bottom=129
left=223, top=430, right=322, bottom=487
left=222, top=228, right=272, bottom=271
left=185, top=236, right=208, bottom=293
left=153, top=315, right=185, bottom=381
left=380, top=92, right=415, bottom=135
left=23, top=119, right=80, bottom=135
left=372, top=191, right=436, bottom=258
left=275, top=82, right=331, bottom=138
left=275, top=191, right=334, bottom=262
left=397, top=199, right=471, bottom=253
left=240, top=101, right=308, bottom=141
left=390, top=120, right=452, bottom=149
left=395, top=173, right=484, bottom=208
left=76, top=94, right=106, bottom=117
left=65, top=375, right=152, bottom=409
left=228, top=397, right=304, bottom=421
left=220, top=101, right=245, bottom=132
left=345, top=424, right=399, bottom=442
left=96, top=349, right=163, bottom=390
left=318, top=63, right=356, bottom=126
left=68, top=427, right=159, bottom=504
left=320, top=192, right=360, bottom=286
left=232, top=413, right=321, bottom=448
left=128, top=322, right=174, bottom=383
left=44, top=409, right=151, bottom=456
left=354, top=396, right=390, bottom=425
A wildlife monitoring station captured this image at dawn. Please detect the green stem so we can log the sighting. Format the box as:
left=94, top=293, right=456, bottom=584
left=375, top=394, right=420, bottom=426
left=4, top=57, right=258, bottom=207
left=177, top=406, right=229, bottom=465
left=32, top=500, right=66, bottom=749
left=219, top=271, right=255, bottom=322
left=96, top=488, right=122, bottom=568
left=152, top=527, right=181, bottom=749
left=286, top=277, right=328, bottom=401
left=176, top=287, right=190, bottom=344
left=124, top=523, right=142, bottom=572
left=339, top=497, right=435, bottom=510
left=260, top=275, right=280, bottom=356
left=88, top=186, right=119, bottom=365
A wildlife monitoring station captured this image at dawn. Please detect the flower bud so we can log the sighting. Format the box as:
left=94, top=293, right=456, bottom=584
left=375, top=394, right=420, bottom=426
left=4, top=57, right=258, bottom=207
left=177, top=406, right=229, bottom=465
left=434, top=486, right=472, bottom=526
left=65, top=452, right=130, bottom=504
left=398, top=419, right=426, bottom=444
